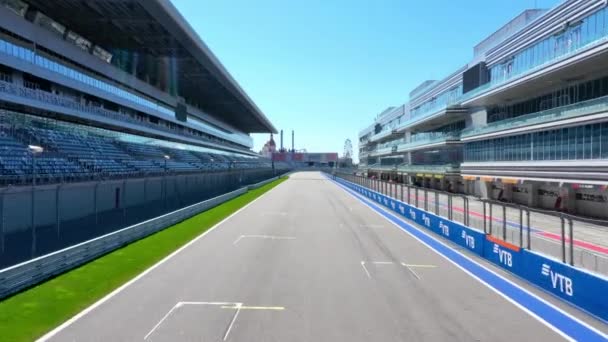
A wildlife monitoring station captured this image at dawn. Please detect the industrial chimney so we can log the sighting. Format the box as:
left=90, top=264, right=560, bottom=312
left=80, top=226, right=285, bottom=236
left=291, top=130, right=294, bottom=153
left=280, top=130, right=284, bottom=152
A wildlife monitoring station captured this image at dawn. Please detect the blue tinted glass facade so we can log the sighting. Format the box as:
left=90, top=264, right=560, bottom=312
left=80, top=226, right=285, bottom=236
left=0, top=37, right=174, bottom=117
left=464, top=122, right=608, bottom=162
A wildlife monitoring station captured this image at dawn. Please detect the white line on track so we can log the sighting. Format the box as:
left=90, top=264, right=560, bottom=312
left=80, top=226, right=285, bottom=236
left=143, top=302, right=184, bottom=340
left=233, top=235, right=296, bottom=245
left=360, top=261, right=371, bottom=278
left=400, top=262, right=421, bottom=280
left=37, top=181, right=285, bottom=342
left=223, top=303, right=242, bottom=341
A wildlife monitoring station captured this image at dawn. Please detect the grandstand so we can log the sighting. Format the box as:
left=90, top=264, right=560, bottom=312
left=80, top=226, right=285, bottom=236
left=0, top=0, right=287, bottom=268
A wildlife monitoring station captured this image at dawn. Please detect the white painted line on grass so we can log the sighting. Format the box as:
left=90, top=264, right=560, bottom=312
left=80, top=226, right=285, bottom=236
left=37, top=180, right=285, bottom=342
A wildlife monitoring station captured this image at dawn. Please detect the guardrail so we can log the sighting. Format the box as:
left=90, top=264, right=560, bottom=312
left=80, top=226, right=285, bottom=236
left=331, top=173, right=608, bottom=322
left=0, top=176, right=281, bottom=299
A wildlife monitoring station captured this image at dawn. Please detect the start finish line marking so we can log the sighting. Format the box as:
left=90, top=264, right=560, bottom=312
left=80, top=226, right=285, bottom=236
left=144, top=301, right=285, bottom=341
left=233, top=235, right=296, bottom=245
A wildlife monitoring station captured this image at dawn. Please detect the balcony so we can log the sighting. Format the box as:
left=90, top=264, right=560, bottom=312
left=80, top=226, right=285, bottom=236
left=369, top=138, right=405, bottom=157
left=395, top=105, right=468, bottom=132
left=461, top=94, right=608, bottom=140
left=397, top=163, right=460, bottom=174
left=461, top=26, right=608, bottom=106
left=368, top=128, right=401, bottom=143
left=396, top=132, right=461, bottom=152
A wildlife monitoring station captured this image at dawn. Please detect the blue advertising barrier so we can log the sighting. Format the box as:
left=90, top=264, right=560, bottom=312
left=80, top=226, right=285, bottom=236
left=483, top=235, right=524, bottom=275
left=339, top=178, right=485, bottom=256
left=334, top=176, right=608, bottom=322
left=521, top=249, right=608, bottom=321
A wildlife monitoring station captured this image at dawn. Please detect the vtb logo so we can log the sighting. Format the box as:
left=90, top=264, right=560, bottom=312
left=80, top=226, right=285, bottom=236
left=492, top=244, right=512, bottom=267
left=409, top=209, right=416, bottom=220
left=421, top=213, right=431, bottom=227
left=461, top=231, right=475, bottom=249
left=439, top=221, right=449, bottom=237
left=541, top=264, right=573, bottom=296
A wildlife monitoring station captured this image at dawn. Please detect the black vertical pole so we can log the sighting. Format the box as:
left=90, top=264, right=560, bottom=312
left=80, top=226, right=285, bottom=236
left=31, top=153, right=36, bottom=258
left=560, top=215, right=566, bottom=263
left=519, top=207, right=523, bottom=248
left=527, top=210, right=531, bottom=249
left=502, top=205, right=507, bottom=241
left=435, top=192, right=439, bottom=215
left=464, top=197, right=469, bottom=226
left=483, top=201, right=487, bottom=234
left=489, top=203, right=493, bottom=235
left=569, top=218, right=574, bottom=266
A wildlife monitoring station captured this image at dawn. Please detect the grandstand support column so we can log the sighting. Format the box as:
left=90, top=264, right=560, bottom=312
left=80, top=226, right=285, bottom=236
left=56, top=184, right=62, bottom=238
left=122, top=180, right=127, bottom=224
left=28, top=145, right=43, bottom=258
left=94, top=182, right=100, bottom=226
left=164, top=155, right=170, bottom=211
left=0, top=188, right=4, bottom=253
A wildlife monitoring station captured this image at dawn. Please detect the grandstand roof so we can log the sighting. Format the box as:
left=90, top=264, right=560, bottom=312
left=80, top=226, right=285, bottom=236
left=24, top=0, right=276, bottom=134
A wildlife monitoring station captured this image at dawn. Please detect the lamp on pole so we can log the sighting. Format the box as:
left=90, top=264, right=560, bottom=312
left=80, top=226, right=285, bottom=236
left=28, top=144, right=43, bottom=258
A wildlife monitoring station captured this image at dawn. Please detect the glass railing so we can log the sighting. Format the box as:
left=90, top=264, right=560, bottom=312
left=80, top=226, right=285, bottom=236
left=395, top=103, right=465, bottom=131
left=396, top=132, right=461, bottom=151
left=461, top=35, right=608, bottom=104
left=410, top=81, right=439, bottom=100
left=397, top=164, right=460, bottom=173
left=0, top=38, right=175, bottom=117
left=461, top=95, right=608, bottom=138
left=369, top=128, right=394, bottom=142
left=0, top=80, right=248, bottom=149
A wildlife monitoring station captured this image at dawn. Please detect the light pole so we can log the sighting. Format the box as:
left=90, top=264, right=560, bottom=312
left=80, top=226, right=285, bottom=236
left=28, top=144, right=43, bottom=258
left=164, top=155, right=170, bottom=210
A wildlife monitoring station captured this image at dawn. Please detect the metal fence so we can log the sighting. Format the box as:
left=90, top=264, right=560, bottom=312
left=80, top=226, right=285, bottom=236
left=334, top=172, right=608, bottom=276
left=0, top=175, right=282, bottom=299
left=0, top=168, right=283, bottom=269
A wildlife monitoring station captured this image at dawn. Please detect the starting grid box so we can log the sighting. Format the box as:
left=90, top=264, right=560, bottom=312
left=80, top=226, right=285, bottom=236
left=335, top=176, right=608, bottom=322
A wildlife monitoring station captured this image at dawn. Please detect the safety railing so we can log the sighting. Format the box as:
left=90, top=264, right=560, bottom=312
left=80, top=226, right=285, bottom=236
left=330, top=171, right=608, bottom=322
left=461, top=95, right=608, bottom=138
left=396, top=132, right=460, bottom=152
left=333, top=172, right=608, bottom=276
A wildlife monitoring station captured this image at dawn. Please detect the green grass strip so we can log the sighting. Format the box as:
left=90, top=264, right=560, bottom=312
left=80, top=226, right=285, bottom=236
left=0, top=177, right=286, bottom=342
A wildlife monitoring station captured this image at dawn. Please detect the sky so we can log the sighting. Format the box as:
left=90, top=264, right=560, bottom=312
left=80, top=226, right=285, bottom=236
left=171, top=0, right=560, bottom=161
